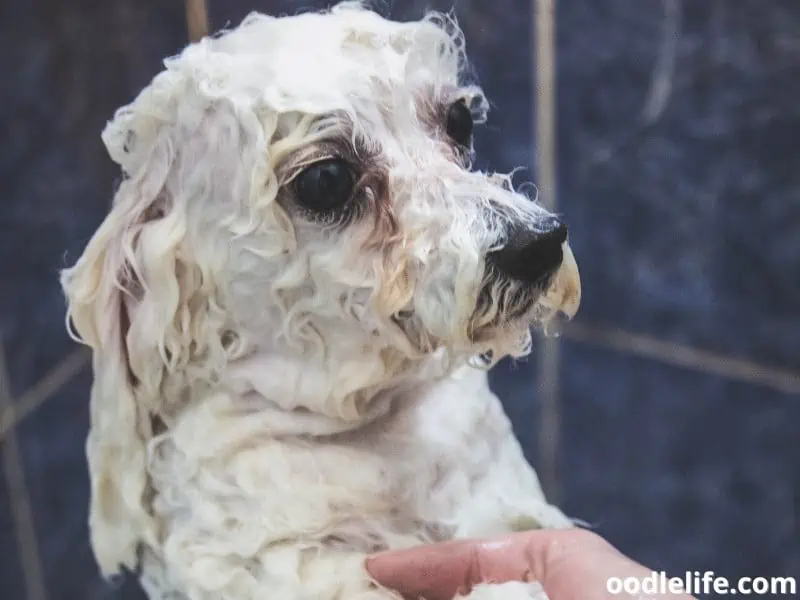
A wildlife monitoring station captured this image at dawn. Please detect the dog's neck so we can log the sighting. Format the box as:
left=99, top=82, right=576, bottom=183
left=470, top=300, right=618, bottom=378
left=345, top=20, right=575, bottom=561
left=215, top=346, right=453, bottom=437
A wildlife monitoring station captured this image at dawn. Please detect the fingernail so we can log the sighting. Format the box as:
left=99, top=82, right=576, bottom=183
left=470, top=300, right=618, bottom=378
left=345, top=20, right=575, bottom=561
left=364, top=554, right=385, bottom=577
left=365, top=551, right=412, bottom=581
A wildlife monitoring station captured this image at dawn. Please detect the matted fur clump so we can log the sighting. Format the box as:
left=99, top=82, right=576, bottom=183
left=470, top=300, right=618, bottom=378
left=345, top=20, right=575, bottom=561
left=61, top=2, right=581, bottom=599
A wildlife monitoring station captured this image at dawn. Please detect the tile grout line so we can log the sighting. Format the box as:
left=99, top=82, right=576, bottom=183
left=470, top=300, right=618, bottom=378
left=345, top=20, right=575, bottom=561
left=0, top=348, right=90, bottom=441
left=0, top=340, right=49, bottom=600
left=564, top=322, right=800, bottom=396
left=534, top=0, right=561, bottom=502
left=185, top=0, right=210, bottom=42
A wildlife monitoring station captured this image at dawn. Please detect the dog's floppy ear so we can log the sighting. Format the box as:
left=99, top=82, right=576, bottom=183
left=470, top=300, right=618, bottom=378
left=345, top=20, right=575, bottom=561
left=63, top=36, right=280, bottom=576
left=60, top=118, right=203, bottom=575
left=61, top=178, right=166, bottom=576
left=60, top=37, right=243, bottom=576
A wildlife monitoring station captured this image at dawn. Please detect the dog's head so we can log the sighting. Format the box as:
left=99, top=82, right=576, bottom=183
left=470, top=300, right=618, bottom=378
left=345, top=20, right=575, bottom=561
left=61, top=2, right=579, bottom=576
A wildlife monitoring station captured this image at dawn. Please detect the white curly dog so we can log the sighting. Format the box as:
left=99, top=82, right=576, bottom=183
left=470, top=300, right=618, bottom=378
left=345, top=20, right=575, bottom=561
left=61, top=3, right=581, bottom=599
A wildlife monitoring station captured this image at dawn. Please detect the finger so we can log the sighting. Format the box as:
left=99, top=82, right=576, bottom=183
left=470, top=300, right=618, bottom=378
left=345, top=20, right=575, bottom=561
left=368, top=537, right=482, bottom=600
left=366, top=529, right=573, bottom=600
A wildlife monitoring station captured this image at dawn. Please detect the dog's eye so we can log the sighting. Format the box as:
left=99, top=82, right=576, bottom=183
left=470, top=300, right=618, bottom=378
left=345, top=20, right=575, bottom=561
left=445, top=99, right=473, bottom=147
left=293, top=159, right=354, bottom=212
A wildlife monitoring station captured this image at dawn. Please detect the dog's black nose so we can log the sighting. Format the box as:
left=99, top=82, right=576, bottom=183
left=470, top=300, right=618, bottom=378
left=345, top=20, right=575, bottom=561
left=487, top=218, right=568, bottom=284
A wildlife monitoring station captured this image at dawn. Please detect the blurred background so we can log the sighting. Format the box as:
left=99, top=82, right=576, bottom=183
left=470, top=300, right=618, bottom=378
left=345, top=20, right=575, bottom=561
left=1, top=0, right=798, bottom=598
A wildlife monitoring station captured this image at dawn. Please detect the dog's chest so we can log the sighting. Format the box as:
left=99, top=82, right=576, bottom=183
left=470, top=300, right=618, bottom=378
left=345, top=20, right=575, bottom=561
left=316, top=368, right=518, bottom=542
left=153, top=367, right=524, bottom=554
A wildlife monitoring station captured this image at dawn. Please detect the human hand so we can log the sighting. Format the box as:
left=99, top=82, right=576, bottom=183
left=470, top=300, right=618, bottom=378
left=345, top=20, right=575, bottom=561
left=366, top=529, right=696, bottom=600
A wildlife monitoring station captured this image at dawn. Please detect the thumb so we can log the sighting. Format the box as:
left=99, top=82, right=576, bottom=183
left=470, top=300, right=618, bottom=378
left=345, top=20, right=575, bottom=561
left=365, top=529, right=608, bottom=600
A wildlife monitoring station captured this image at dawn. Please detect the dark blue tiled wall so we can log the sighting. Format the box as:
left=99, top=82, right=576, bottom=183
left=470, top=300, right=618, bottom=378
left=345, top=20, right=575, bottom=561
left=559, top=342, right=799, bottom=587
left=0, top=472, right=25, bottom=596
left=557, top=0, right=800, bottom=372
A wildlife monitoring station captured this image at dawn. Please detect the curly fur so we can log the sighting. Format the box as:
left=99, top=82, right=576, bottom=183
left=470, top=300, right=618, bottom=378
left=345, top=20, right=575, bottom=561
left=60, top=3, right=581, bottom=599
